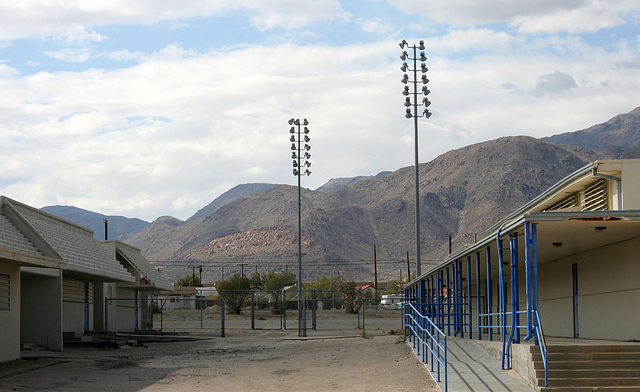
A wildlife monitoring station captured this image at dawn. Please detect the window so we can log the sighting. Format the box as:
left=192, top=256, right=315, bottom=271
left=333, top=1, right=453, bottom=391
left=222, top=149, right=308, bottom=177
left=0, top=274, right=10, bottom=311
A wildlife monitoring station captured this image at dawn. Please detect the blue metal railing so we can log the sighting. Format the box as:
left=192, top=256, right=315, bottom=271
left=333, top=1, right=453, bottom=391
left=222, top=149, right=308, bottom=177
left=534, top=309, right=548, bottom=387
left=405, top=302, right=448, bottom=391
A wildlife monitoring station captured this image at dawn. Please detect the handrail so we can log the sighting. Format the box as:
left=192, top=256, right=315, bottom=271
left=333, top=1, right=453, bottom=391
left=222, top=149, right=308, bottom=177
left=534, top=309, right=549, bottom=387
left=405, top=302, right=448, bottom=392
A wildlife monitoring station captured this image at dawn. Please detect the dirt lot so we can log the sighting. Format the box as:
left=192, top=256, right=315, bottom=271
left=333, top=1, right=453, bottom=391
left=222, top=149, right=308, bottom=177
left=0, top=310, right=439, bottom=392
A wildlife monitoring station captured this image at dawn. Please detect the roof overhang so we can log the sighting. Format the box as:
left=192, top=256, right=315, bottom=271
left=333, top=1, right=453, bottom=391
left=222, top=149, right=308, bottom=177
left=0, top=246, right=65, bottom=269
left=409, top=210, right=640, bottom=285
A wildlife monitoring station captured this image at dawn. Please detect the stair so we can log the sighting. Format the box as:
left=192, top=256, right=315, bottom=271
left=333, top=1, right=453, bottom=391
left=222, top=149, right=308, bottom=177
left=532, top=343, right=640, bottom=392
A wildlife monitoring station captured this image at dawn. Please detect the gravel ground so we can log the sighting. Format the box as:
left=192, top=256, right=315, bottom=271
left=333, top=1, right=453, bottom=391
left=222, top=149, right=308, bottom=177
left=0, top=310, right=439, bottom=392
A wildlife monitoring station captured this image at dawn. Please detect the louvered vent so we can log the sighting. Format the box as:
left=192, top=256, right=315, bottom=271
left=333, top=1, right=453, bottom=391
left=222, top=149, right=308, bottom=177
left=0, top=274, right=9, bottom=311
left=583, top=179, right=608, bottom=211
left=63, top=279, right=93, bottom=304
left=548, top=194, right=578, bottom=211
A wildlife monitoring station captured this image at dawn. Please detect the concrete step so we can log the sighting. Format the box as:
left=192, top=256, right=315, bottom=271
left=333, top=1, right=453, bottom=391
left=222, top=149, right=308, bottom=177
left=541, top=378, right=640, bottom=387
left=536, top=369, right=640, bottom=378
left=540, top=387, right=640, bottom=392
left=533, top=360, right=640, bottom=370
left=533, top=344, right=640, bottom=391
left=540, top=344, right=640, bottom=354
left=532, top=352, right=640, bottom=361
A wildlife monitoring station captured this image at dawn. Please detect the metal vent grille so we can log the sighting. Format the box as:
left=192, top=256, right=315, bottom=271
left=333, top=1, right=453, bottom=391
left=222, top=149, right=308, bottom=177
left=63, top=279, right=93, bottom=304
left=549, top=194, right=578, bottom=211
left=583, top=179, right=608, bottom=211
left=0, top=274, right=10, bottom=311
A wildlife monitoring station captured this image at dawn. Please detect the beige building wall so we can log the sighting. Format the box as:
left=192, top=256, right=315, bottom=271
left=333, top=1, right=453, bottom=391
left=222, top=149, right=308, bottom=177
left=62, top=278, right=93, bottom=337
left=0, top=262, right=20, bottom=362
left=21, top=268, right=63, bottom=351
left=538, top=236, right=640, bottom=340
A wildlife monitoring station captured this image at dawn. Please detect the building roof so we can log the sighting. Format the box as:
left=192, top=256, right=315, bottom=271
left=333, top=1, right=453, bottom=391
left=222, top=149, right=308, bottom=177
left=101, top=240, right=174, bottom=291
left=1, top=196, right=133, bottom=282
left=0, top=200, right=65, bottom=269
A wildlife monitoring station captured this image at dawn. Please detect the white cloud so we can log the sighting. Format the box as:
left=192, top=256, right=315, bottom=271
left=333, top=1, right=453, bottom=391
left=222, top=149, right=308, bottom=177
left=2, top=25, right=639, bottom=221
left=390, top=0, right=637, bottom=33
left=44, top=47, right=93, bottom=62
left=0, top=0, right=349, bottom=40
left=532, top=71, right=578, bottom=96
left=358, top=18, right=393, bottom=35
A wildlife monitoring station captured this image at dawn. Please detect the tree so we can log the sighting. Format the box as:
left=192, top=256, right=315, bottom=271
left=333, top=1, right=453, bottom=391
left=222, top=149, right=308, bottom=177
left=216, top=274, right=251, bottom=314
left=261, top=270, right=296, bottom=311
left=383, top=279, right=404, bottom=294
left=175, top=274, right=201, bottom=287
left=249, top=270, right=262, bottom=287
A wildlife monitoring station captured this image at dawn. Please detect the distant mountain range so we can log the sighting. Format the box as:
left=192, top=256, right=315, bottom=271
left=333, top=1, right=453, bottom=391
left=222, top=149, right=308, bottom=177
left=43, top=106, right=640, bottom=283
left=40, top=205, right=149, bottom=242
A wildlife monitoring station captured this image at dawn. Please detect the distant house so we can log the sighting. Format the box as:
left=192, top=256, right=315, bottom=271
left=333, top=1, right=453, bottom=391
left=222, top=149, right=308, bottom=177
left=355, top=284, right=376, bottom=296
left=158, top=286, right=199, bottom=310
left=96, top=241, right=173, bottom=332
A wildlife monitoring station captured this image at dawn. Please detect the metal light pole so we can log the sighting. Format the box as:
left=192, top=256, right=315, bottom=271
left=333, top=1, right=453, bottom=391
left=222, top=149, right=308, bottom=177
left=289, top=117, right=311, bottom=337
left=400, top=39, right=431, bottom=278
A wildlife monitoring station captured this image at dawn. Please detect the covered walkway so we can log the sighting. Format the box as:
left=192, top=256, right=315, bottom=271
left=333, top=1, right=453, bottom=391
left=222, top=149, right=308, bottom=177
left=411, top=337, right=534, bottom=392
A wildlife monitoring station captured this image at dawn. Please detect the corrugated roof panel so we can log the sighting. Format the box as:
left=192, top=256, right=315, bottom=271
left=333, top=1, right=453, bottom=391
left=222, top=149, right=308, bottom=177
left=113, top=242, right=174, bottom=291
left=0, top=214, right=42, bottom=255
left=8, top=199, right=134, bottom=282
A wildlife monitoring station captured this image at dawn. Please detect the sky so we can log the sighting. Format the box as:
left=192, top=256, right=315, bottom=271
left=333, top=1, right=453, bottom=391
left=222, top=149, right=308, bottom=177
left=1, top=1, right=640, bottom=222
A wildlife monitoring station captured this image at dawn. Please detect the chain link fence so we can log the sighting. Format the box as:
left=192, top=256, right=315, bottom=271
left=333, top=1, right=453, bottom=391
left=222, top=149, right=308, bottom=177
left=105, top=290, right=404, bottom=337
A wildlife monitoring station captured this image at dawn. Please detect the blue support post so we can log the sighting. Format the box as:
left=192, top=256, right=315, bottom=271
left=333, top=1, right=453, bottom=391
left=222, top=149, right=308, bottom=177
left=486, top=246, right=492, bottom=341
left=524, top=222, right=534, bottom=341
left=453, top=261, right=458, bottom=336
left=497, top=229, right=507, bottom=369
left=511, top=232, right=520, bottom=343
left=438, top=269, right=443, bottom=331
left=467, top=255, right=472, bottom=339
left=446, top=266, right=451, bottom=336
left=476, top=251, right=481, bottom=340
left=531, top=223, right=540, bottom=345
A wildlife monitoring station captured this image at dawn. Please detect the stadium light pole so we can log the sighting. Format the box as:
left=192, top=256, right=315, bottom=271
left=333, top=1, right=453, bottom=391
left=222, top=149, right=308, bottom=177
left=289, top=117, right=311, bottom=337
left=400, top=39, right=431, bottom=278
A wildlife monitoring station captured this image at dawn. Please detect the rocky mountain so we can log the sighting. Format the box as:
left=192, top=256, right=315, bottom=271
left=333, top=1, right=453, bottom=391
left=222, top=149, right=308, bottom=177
left=40, top=205, right=149, bottom=241
left=126, top=136, right=601, bottom=283
left=186, top=183, right=277, bottom=222
left=542, top=106, right=640, bottom=152
left=315, top=172, right=392, bottom=192
left=47, top=107, right=640, bottom=284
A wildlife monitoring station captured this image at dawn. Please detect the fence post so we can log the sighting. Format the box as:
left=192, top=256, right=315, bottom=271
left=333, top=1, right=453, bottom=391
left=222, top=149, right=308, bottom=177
left=312, top=288, right=317, bottom=331
left=221, top=298, right=225, bottom=338
left=302, top=298, right=307, bottom=337
left=282, top=289, right=287, bottom=330
left=362, top=297, right=366, bottom=336
left=251, top=288, right=255, bottom=330
left=104, top=297, right=109, bottom=331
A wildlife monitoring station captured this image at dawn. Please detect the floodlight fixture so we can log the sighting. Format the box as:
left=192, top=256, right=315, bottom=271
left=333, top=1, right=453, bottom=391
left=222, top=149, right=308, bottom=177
left=399, top=39, right=432, bottom=277
left=287, top=117, right=312, bottom=338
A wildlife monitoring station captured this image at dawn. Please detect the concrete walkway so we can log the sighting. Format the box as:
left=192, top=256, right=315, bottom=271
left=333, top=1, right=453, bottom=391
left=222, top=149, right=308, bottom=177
left=411, top=338, right=535, bottom=392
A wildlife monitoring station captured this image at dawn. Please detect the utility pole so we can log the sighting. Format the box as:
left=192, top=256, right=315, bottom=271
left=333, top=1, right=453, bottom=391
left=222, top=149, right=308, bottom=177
left=238, top=263, right=245, bottom=278
left=407, top=251, right=411, bottom=282
left=447, top=233, right=453, bottom=254
left=373, top=244, right=378, bottom=297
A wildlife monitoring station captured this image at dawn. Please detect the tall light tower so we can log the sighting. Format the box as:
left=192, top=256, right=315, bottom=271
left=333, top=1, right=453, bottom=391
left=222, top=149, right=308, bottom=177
left=289, top=117, right=311, bottom=337
left=400, top=39, right=431, bottom=278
